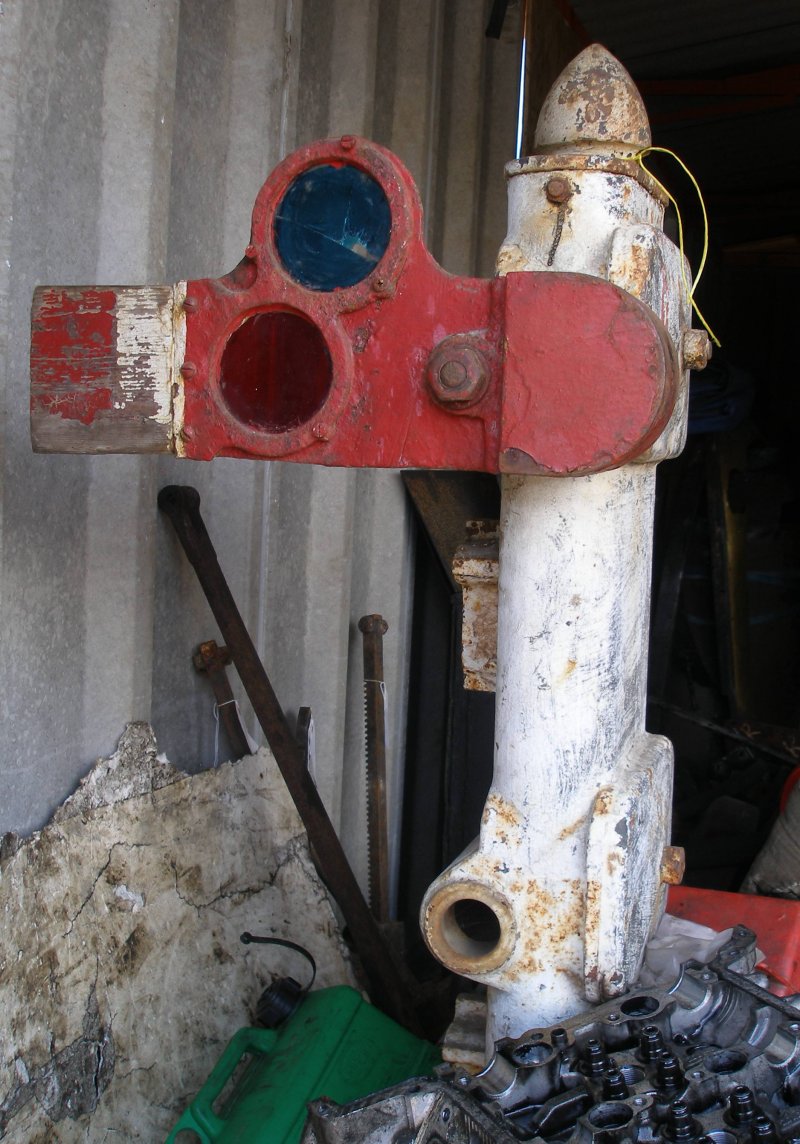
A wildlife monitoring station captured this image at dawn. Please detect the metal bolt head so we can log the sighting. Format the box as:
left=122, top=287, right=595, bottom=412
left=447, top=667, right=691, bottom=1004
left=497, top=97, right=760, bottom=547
left=545, top=176, right=572, bottom=205
left=683, top=328, right=712, bottom=371
left=660, top=845, right=685, bottom=885
left=426, top=340, right=490, bottom=407
left=439, top=360, right=468, bottom=389
left=371, top=275, right=392, bottom=297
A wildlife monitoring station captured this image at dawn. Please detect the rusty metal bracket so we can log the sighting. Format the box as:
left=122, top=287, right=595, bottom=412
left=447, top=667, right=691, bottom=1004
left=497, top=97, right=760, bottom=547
left=158, top=484, right=422, bottom=1034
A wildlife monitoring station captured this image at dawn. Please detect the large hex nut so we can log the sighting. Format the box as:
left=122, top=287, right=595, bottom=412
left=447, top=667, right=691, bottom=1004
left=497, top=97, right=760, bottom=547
left=426, top=336, right=490, bottom=407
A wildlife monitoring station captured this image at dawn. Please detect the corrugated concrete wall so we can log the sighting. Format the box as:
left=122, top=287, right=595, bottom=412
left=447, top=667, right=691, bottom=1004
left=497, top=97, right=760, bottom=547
left=0, top=0, right=519, bottom=894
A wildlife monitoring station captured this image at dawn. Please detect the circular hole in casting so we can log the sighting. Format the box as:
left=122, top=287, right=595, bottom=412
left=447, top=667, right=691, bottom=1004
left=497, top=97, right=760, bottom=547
left=705, top=1049, right=747, bottom=1075
left=275, top=164, right=392, bottom=290
left=587, top=1103, right=633, bottom=1130
left=219, top=311, right=332, bottom=433
left=512, top=1041, right=554, bottom=1067
left=619, top=996, right=659, bottom=1018
left=442, top=897, right=502, bottom=960
left=620, top=1065, right=645, bottom=1085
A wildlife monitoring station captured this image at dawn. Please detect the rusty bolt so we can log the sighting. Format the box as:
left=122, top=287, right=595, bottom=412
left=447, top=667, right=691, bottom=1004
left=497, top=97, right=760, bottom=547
left=182, top=296, right=197, bottom=314
left=682, top=328, right=712, bottom=372
left=180, top=361, right=196, bottom=379
left=660, top=845, right=685, bottom=886
left=371, top=275, right=392, bottom=297
left=427, top=340, right=490, bottom=407
left=340, top=135, right=356, bottom=151
left=545, top=176, right=572, bottom=205
left=439, top=360, right=468, bottom=389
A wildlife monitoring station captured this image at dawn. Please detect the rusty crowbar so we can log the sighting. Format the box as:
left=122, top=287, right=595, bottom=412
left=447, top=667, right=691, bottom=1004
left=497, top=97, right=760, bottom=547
left=158, top=485, right=422, bottom=1034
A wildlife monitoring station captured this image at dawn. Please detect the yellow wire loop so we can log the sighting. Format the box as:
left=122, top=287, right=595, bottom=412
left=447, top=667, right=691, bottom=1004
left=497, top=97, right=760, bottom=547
left=634, top=146, right=721, bottom=348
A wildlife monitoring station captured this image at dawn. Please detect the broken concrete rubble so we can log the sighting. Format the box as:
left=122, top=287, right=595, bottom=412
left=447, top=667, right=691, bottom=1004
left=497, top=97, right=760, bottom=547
left=0, top=724, right=356, bottom=1141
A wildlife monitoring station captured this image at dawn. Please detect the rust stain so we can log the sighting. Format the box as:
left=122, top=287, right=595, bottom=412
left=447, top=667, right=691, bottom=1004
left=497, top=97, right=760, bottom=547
left=555, top=966, right=583, bottom=988
left=557, top=64, right=617, bottom=136
left=614, top=241, right=651, bottom=299
left=482, top=793, right=522, bottom=831
left=594, top=788, right=613, bottom=816
left=558, top=815, right=586, bottom=841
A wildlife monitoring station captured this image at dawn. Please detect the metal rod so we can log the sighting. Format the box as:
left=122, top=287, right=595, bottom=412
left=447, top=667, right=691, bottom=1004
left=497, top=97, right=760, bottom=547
left=648, top=698, right=798, bottom=768
left=158, top=485, right=422, bottom=1034
left=193, top=639, right=252, bottom=760
left=515, top=0, right=531, bottom=160
left=359, top=614, right=390, bottom=923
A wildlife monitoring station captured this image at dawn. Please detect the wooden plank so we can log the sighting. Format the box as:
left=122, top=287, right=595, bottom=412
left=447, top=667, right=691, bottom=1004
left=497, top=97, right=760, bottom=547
left=30, top=284, right=180, bottom=454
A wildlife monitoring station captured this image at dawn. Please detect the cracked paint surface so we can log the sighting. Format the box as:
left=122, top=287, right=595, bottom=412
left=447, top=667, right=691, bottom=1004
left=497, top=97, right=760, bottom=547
left=0, top=724, right=355, bottom=1141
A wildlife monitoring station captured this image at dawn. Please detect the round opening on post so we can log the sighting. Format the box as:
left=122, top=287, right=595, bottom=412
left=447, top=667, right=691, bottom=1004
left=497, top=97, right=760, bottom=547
left=275, top=164, right=392, bottom=290
left=441, top=892, right=503, bottom=965
left=423, top=882, right=515, bottom=975
left=219, top=310, right=332, bottom=433
left=444, top=898, right=502, bottom=959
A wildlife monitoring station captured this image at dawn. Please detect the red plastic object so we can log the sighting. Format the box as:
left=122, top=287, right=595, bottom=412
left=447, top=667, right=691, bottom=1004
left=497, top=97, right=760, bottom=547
left=668, top=884, right=800, bottom=995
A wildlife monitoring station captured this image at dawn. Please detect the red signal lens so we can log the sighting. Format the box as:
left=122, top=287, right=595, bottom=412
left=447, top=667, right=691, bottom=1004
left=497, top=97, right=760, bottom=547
left=219, top=311, right=332, bottom=433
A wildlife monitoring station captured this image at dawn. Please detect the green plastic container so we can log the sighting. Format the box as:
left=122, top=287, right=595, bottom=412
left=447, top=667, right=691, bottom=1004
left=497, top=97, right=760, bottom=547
left=166, top=985, right=439, bottom=1143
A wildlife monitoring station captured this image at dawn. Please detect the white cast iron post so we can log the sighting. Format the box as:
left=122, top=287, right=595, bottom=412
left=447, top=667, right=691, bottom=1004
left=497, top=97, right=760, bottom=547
left=421, top=45, right=701, bottom=1049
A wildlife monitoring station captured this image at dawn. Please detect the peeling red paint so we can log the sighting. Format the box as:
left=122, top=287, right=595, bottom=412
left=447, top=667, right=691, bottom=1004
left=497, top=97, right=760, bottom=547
left=174, top=139, right=677, bottom=472
left=36, top=383, right=114, bottom=426
left=30, top=139, right=678, bottom=474
left=31, top=288, right=116, bottom=425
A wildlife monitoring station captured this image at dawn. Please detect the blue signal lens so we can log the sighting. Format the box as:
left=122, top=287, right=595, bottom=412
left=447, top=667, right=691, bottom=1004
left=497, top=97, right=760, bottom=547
left=275, top=164, right=391, bottom=291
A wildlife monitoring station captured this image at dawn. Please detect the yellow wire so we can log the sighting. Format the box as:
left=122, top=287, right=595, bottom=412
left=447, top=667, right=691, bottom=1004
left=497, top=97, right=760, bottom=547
left=634, top=146, right=721, bottom=348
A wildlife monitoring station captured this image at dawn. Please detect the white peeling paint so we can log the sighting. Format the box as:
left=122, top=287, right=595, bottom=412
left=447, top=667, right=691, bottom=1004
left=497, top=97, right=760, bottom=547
left=422, top=50, right=692, bottom=1051
left=171, top=280, right=187, bottom=455
left=114, top=286, right=175, bottom=425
